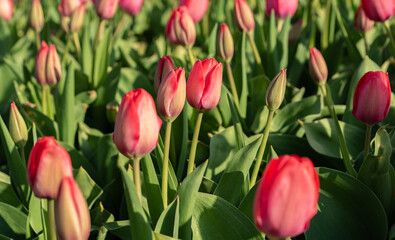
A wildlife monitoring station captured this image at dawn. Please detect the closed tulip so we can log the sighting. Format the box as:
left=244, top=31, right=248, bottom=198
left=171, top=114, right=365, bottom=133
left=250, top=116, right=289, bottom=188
left=361, top=0, right=395, bottom=22
left=93, top=0, right=119, bottom=19
left=55, top=177, right=91, bottom=240
left=179, top=0, right=208, bottom=22
left=27, top=137, right=73, bottom=199
left=355, top=7, right=374, bottom=32
left=352, top=71, right=391, bottom=125
left=120, top=0, right=144, bottom=16
left=58, top=0, right=82, bottom=17
left=266, top=0, right=298, bottom=18
left=30, top=0, right=44, bottom=31
left=254, top=155, right=320, bottom=239
left=266, top=69, right=286, bottom=111
left=70, top=4, right=86, bottom=32
left=113, top=89, right=162, bottom=159
left=154, top=56, right=174, bottom=93
left=35, top=41, right=62, bottom=86
left=234, top=0, right=255, bottom=32
left=217, top=23, right=234, bottom=62
left=165, top=6, right=196, bottom=46
left=157, top=68, right=186, bottom=121
left=309, top=48, right=328, bottom=84
left=186, top=58, right=223, bottom=111
left=0, top=0, right=13, bottom=22
left=9, top=102, right=28, bottom=149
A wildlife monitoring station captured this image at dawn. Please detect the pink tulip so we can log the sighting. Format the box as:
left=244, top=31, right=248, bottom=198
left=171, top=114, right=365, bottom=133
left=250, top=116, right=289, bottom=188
left=113, top=89, right=162, bottom=159
left=35, top=41, right=62, bottom=86
left=55, top=177, right=91, bottom=240
left=157, top=68, right=186, bottom=121
left=154, top=56, right=174, bottom=93
left=27, top=137, right=73, bottom=199
left=93, top=0, right=119, bottom=19
left=186, top=58, right=223, bottom=111
left=234, top=0, right=255, bottom=32
left=217, top=23, right=234, bottom=62
left=265, top=0, right=298, bottom=18
left=120, top=0, right=143, bottom=16
left=361, top=0, right=395, bottom=22
left=58, top=0, right=82, bottom=16
left=70, top=4, right=86, bottom=32
left=355, top=6, right=374, bottom=32
left=0, top=0, right=13, bottom=22
left=165, top=6, right=196, bottom=46
left=309, top=47, right=328, bottom=84
left=30, top=0, right=44, bottom=31
left=179, top=0, right=208, bottom=22
left=254, top=155, right=320, bottom=238
left=352, top=71, right=391, bottom=125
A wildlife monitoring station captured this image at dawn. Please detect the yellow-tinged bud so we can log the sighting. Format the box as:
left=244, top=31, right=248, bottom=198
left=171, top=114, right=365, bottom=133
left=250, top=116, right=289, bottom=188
left=9, top=102, right=28, bottom=148
left=266, top=69, right=287, bottom=111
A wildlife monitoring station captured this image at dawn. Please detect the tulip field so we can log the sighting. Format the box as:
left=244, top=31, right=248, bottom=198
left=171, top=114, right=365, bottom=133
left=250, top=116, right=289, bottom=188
left=1, top=0, right=395, bottom=239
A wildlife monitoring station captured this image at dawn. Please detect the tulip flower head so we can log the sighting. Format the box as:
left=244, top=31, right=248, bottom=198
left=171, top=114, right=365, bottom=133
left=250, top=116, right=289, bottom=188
left=154, top=56, right=175, bottom=92
left=254, top=155, right=319, bottom=239
left=309, top=48, right=328, bottom=84
left=266, top=0, right=298, bottom=18
left=355, top=6, right=374, bottom=32
left=179, top=0, right=208, bottom=22
left=35, top=41, right=62, bottom=86
left=165, top=6, right=196, bottom=46
left=186, top=58, right=223, bottom=111
left=93, top=0, right=119, bottom=19
left=120, top=0, right=144, bottom=16
left=352, top=71, right=391, bottom=125
left=27, top=137, right=73, bottom=199
left=266, top=69, right=287, bottom=111
left=113, top=89, right=162, bottom=159
left=30, top=0, right=44, bottom=31
left=9, top=102, right=28, bottom=149
left=234, top=0, right=255, bottom=32
left=217, top=23, right=234, bottom=62
left=361, top=0, right=395, bottom=22
left=58, top=0, right=82, bottom=17
left=0, top=0, right=13, bottom=22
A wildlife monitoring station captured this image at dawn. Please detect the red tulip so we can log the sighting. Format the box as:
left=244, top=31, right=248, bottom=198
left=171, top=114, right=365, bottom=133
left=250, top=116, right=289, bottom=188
left=35, top=41, right=62, bottom=86
left=265, top=0, right=298, bottom=18
left=186, top=58, right=223, bottom=111
left=93, top=0, right=119, bottom=19
left=309, top=47, right=328, bottom=84
left=157, top=68, right=186, bottom=121
left=27, top=137, right=73, bottom=199
left=254, top=155, right=319, bottom=238
left=165, top=6, right=196, bottom=46
left=55, top=177, right=91, bottom=240
left=30, top=0, right=44, bottom=31
left=120, top=0, right=143, bottom=16
left=113, top=89, right=162, bottom=159
left=0, top=0, right=13, bottom=22
left=154, top=56, right=174, bottom=93
left=58, top=0, right=82, bottom=16
left=217, top=23, right=234, bottom=62
left=179, top=0, right=208, bottom=22
left=361, top=0, right=395, bottom=22
left=234, top=0, right=255, bottom=32
left=355, top=7, right=374, bottom=32
left=352, top=71, right=391, bottom=125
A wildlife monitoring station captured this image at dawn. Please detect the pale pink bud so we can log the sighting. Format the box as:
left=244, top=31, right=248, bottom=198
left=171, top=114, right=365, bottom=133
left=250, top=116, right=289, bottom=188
left=179, top=0, right=208, bottom=22
left=58, top=0, right=82, bottom=16
left=30, top=0, right=44, bottom=31
left=0, top=0, right=13, bottom=22
left=70, top=4, right=86, bottom=32
left=355, top=6, right=374, bottom=32
left=165, top=6, right=196, bottom=46
left=309, top=47, right=328, bottom=84
left=234, top=0, right=255, bottom=32
left=361, top=0, right=395, bottom=22
left=265, top=0, right=298, bottom=18
left=154, top=56, right=174, bottom=93
left=217, top=23, right=234, bottom=62
left=35, top=41, right=62, bottom=86
left=120, top=0, right=143, bottom=16
left=93, top=0, right=119, bottom=19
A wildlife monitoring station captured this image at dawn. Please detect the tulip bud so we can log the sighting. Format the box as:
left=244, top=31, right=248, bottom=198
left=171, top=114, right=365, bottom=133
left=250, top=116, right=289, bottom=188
left=254, top=155, right=319, bottom=239
left=29, top=0, right=44, bottom=31
left=355, top=7, right=374, bottom=32
left=113, top=89, right=162, bottom=159
left=179, top=0, right=208, bottom=22
left=120, top=0, right=144, bottom=16
left=154, top=56, right=174, bottom=93
left=58, top=0, right=82, bottom=17
left=186, top=58, right=223, bottom=111
left=289, top=19, right=303, bottom=43
left=165, top=6, right=196, bottom=46
left=234, top=0, right=255, bottom=32
left=0, top=0, right=13, bottom=22
left=27, top=137, right=73, bottom=199
left=35, top=41, right=62, bottom=86
left=265, top=0, right=298, bottom=18
left=352, top=71, right=391, bottom=125
left=93, top=0, right=119, bottom=19
left=9, top=102, right=28, bottom=149
left=217, top=23, right=234, bottom=62
left=70, top=4, right=86, bottom=32
left=106, top=101, right=119, bottom=123
left=55, top=177, right=91, bottom=240
left=361, top=0, right=395, bottom=22
left=309, top=47, right=328, bottom=84
left=157, top=68, right=186, bottom=121
left=61, top=15, right=71, bottom=33
left=266, top=69, right=287, bottom=111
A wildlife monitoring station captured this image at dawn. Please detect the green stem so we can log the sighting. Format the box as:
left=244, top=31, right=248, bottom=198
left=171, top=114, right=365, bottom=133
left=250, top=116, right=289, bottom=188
left=41, top=86, right=48, bottom=116
left=18, top=147, right=26, bottom=167
left=92, top=19, right=106, bottom=88
left=133, top=157, right=142, bottom=203
left=250, top=110, right=274, bottom=188
left=47, top=199, right=57, bottom=240
left=384, top=21, right=395, bottom=57
left=319, top=84, right=357, bottom=177
left=363, top=32, right=369, bottom=54
left=35, top=30, right=41, bottom=51
left=62, top=34, right=72, bottom=66
left=73, top=32, right=81, bottom=61
left=226, top=62, right=239, bottom=107
left=186, top=46, right=195, bottom=67
left=364, top=125, right=373, bottom=160
left=46, top=86, right=54, bottom=120
left=187, top=111, right=203, bottom=175
left=161, top=121, right=172, bottom=208
left=201, top=12, right=209, bottom=38
left=109, top=14, right=128, bottom=52
left=247, top=32, right=264, bottom=74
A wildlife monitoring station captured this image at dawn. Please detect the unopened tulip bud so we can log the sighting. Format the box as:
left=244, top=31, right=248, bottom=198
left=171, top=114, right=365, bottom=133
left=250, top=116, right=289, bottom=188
left=120, top=0, right=143, bottom=16
left=70, top=4, right=86, bottom=32
left=61, top=15, right=71, bottom=33
left=58, top=0, right=82, bottom=17
left=93, top=0, right=119, bottom=19
left=352, top=71, right=391, bottom=125
left=157, top=68, right=186, bottom=121
left=29, top=0, right=44, bottom=31
left=27, top=137, right=73, bottom=199
left=234, top=0, right=255, bottom=32
left=9, top=102, right=28, bottom=149
left=55, top=177, right=91, bottom=240
left=217, top=23, right=234, bottom=62
left=309, top=48, right=328, bottom=84
left=355, top=7, right=374, bottom=32
left=154, top=56, right=174, bottom=93
left=266, top=69, right=287, bottom=111
left=165, top=6, right=196, bottom=46
left=186, top=58, right=223, bottom=111
left=289, top=19, right=303, bottom=43
left=179, top=0, right=208, bottom=22
left=35, top=41, right=62, bottom=86
left=266, top=0, right=298, bottom=18
left=361, top=0, right=395, bottom=22
left=0, top=0, right=13, bottom=22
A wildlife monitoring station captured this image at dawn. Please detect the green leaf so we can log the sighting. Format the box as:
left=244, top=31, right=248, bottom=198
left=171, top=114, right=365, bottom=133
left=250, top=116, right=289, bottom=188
left=154, top=197, right=179, bottom=239
left=74, top=167, right=103, bottom=209
left=22, top=105, right=57, bottom=138
left=104, top=220, right=131, bottom=239
left=205, top=23, right=218, bottom=58
left=277, top=16, right=291, bottom=70
left=95, top=66, right=121, bottom=106
left=238, top=179, right=260, bottom=221
left=27, top=194, right=44, bottom=236
left=0, top=172, right=22, bottom=208
left=93, top=25, right=111, bottom=89
left=227, top=94, right=245, bottom=150
left=82, top=24, right=93, bottom=81
left=0, top=202, right=27, bottom=238
left=90, top=202, right=115, bottom=240
left=233, top=31, right=248, bottom=118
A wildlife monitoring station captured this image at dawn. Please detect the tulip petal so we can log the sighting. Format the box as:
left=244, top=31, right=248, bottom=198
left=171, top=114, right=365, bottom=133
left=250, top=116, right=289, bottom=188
left=187, top=60, right=205, bottom=109
left=200, top=63, right=223, bottom=110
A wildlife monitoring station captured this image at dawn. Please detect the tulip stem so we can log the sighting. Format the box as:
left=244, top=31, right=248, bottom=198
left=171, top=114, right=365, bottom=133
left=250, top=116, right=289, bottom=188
left=384, top=21, right=395, bottom=57
left=92, top=19, right=106, bottom=88
left=47, top=199, right=57, bottom=240
left=162, top=121, right=172, bottom=208
left=109, top=14, right=128, bottom=52
left=73, top=32, right=81, bottom=61
left=364, top=125, right=373, bottom=160
left=187, top=111, right=204, bottom=175
left=62, top=34, right=72, bottom=66
left=186, top=46, right=195, bottom=67
left=247, top=32, right=264, bottom=74
left=362, top=32, right=369, bottom=54
left=132, top=157, right=142, bottom=203
left=41, top=86, right=47, bottom=116
left=319, top=84, right=357, bottom=177
left=226, top=62, right=239, bottom=107
left=18, top=147, right=26, bottom=167
left=250, top=110, right=274, bottom=189
left=35, top=30, right=41, bottom=51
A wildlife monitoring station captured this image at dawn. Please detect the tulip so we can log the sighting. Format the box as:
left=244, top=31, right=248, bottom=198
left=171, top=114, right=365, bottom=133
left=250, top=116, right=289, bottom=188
left=355, top=7, right=374, bottom=32
left=265, top=0, right=298, bottom=18
left=154, top=56, right=174, bottom=93
left=165, top=6, right=196, bottom=46
left=234, top=0, right=255, bottom=32
left=352, top=71, right=391, bottom=125
left=361, top=0, right=395, bottom=22
left=254, top=155, right=320, bottom=238
left=0, top=0, right=13, bottom=22
left=289, top=19, right=303, bottom=43
left=55, top=177, right=91, bottom=240
left=69, top=4, right=86, bottom=32
left=217, top=23, right=234, bottom=62
left=35, top=41, right=62, bottom=86
left=93, top=0, right=119, bottom=19
left=113, top=88, right=162, bottom=159
left=309, top=48, right=328, bottom=84
left=186, top=58, right=223, bottom=111
left=58, top=0, right=82, bottom=17
left=120, top=0, right=144, bottom=16
left=179, top=0, right=208, bottom=22
left=266, top=69, right=286, bottom=111
left=30, top=0, right=44, bottom=31
left=157, top=68, right=186, bottom=121
left=9, top=102, right=28, bottom=149
left=27, top=137, right=73, bottom=199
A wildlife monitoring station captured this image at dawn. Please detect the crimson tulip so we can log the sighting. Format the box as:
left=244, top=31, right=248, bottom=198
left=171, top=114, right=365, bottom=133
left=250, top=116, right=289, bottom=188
left=154, top=56, right=174, bottom=93
left=165, top=6, right=196, bottom=46
left=355, top=7, right=374, bottom=32
left=309, top=48, right=328, bottom=84
left=361, top=0, right=395, bottom=22
left=217, top=23, right=234, bottom=62
left=35, top=41, right=62, bottom=86
left=120, top=0, right=144, bottom=16
left=179, top=0, right=208, bottom=22
left=0, top=0, right=13, bottom=22
left=93, top=0, right=119, bottom=19
left=234, top=0, right=255, bottom=32
left=266, top=0, right=298, bottom=18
